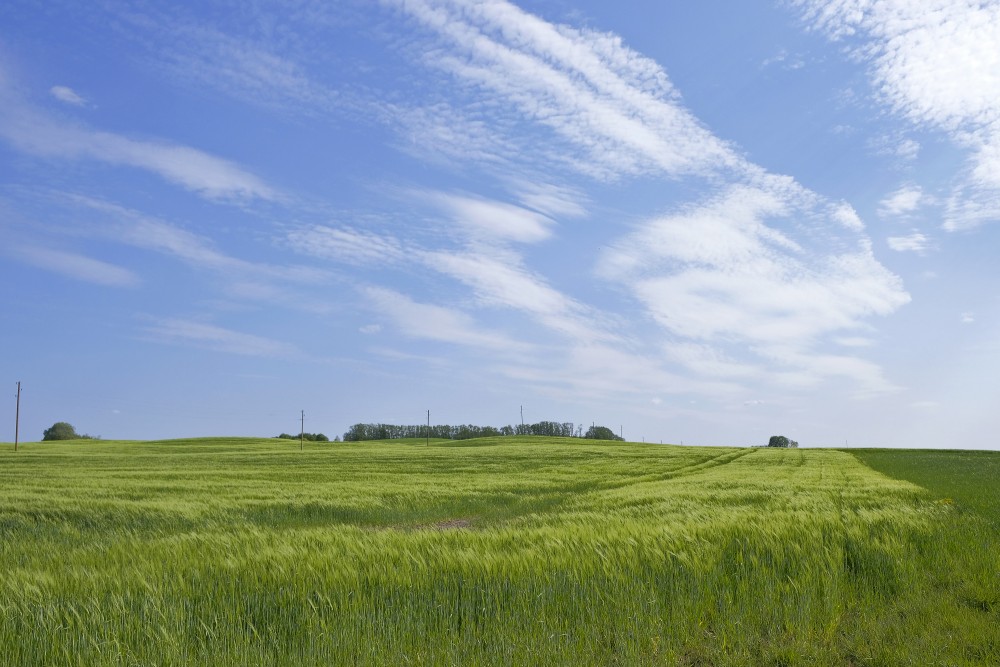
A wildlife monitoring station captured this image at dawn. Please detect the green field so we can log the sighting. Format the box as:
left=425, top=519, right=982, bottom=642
left=0, top=438, right=996, bottom=665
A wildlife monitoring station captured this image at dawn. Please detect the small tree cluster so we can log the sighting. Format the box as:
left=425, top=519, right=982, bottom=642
left=277, top=433, right=330, bottom=442
left=767, top=435, right=799, bottom=448
left=42, top=422, right=97, bottom=441
left=584, top=425, right=624, bottom=441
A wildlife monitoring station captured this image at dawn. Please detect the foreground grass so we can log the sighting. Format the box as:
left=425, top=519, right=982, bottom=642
left=850, top=449, right=999, bottom=664
left=0, top=438, right=995, bottom=665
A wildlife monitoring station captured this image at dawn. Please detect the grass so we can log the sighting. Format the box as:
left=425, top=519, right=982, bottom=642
left=849, top=449, right=1000, bottom=663
left=0, top=437, right=996, bottom=665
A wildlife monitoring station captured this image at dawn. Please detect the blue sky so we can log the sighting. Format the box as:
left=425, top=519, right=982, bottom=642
left=2, top=0, right=999, bottom=447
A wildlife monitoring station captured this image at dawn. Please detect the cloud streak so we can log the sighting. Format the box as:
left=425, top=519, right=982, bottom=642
left=386, top=0, right=743, bottom=180
left=0, top=64, right=277, bottom=202
left=599, top=184, right=909, bottom=392
left=362, top=286, right=530, bottom=353
left=370, top=0, right=911, bottom=396
left=49, top=85, right=87, bottom=106
left=143, top=318, right=297, bottom=357
left=795, top=0, right=1000, bottom=231
left=15, top=246, right=140, bottom=288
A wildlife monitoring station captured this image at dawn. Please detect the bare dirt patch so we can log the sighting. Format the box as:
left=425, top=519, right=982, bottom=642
left=431, top=518, right=473, bottom=530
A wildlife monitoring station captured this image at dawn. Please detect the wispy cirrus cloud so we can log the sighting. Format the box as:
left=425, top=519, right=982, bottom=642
left=423, top=191, right=556, bottom=243
left=143, top=318, right=297, bottom=357
left=362, top=286, right=529, bottom=353
left=599, top=183, right=910, bottom=393
left=287, top=225, right=407, bottom=266
left=49, top=85, right=87, bottom=107
left=70, top=197, right=326, bottom=285
left=14, top=246, right=139, bottom=288
left=510, top=180, right=588, bottom=218
left=0, top=64, right=277, bottom=202
left=151, top=23, right=343, bottom=118
left=424, top=248, right=616, bottom=343
left=369, top=0, right=909, bottom=396
left=887, top=231, right=932, bottom=254
left=385, top=0, right=743, bottom=181
left=878, top=185, right=927, bottom=218
left=794, top=0, right=1000, bottom=231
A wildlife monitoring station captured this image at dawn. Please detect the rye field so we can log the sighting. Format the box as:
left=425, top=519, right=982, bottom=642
left=0, top=437, right=996, bottom=665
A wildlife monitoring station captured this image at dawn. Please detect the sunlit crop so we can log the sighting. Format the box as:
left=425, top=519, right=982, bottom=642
left=0, top=437, right=995, bottom=665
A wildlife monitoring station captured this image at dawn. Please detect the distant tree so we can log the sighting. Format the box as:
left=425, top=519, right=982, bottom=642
left=42, top=422, right=96, bottom=441
left=276, top=432, right=329, bottom=442
left=584, top=425, right=624, bottom=441
left=767, top=435, right=799, bottom=448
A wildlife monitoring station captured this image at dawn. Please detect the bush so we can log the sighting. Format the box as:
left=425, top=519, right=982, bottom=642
left=584, top=425, right=624, bottom=441
left=276, top=433, right=329, bottom=442
left=41, top=422, right=96, bottom=441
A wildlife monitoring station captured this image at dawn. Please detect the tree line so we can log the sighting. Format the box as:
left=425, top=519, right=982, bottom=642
left=342, top=421, right=624, bottom=442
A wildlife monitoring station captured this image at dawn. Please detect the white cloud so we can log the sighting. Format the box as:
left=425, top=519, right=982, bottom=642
left=287, top=225, right=406, bottom=265
left=835, top=336, right=875, bottom=348
left=161, top=25, right=341, bottom=116
left=0, top=114, right=276, bottom=201
left=796, top=0, right=1000, bottom=231
left=511, top=180, right=588, bottom=218
left=761, top=49, right=805, bottom=70
left=895, top=138, right=921, bottom=161
left=887, top=231, right=931, bottom=254
left=0, top=69, right=276, bottom=202
left=372, top=1, right=914, bottom=398
left=878, top=185, right=926, bottom=217
left=599, top=184, right=909, bottom=392
left=362, top=286, right=528, bottom=353
left=961, top=312, right=975, bottom=324
left=831, top=201, right=865, bottom=231
left=393, top=101, right=518, bottom=167
left=499, top=341, right=743, bottom=404
left=144, top=318, right=297, bottom=357
left=666, top=343, right=762, bottom=380
left=387, top=0, right=743, bottom=180
left=425, top=192, right=555, bottom=243
left=15, top=246, right=139, bottom=288
left=68, top=197, right=325, bottom=284
left=49, top=85, right=87, bottom=106
left=423, top=249, right=614, bottom=343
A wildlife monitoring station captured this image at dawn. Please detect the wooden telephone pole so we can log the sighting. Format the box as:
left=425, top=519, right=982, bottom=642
left=14, top=382, right=20, bottom=452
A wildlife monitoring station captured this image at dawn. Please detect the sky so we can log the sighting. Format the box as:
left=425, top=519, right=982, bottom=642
left=2, top=0, right=999, bottom=448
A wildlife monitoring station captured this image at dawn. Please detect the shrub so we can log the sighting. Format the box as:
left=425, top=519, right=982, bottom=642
left=41, top=422, right=96, bottom=441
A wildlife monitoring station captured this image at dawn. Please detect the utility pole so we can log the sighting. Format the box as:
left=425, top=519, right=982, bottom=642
left=520, top=405, right=524, bottom=432
left=426, top=410, right=430, bottom=447
left=14, top=381, right=20, bottom=452
left=300, top=410, right=304, bottom=451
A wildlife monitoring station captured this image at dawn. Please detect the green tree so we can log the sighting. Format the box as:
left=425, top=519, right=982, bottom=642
left=767, top=435, right=798, bottom=448
left=584, top=425, right=624, bottom=441
left=42, top=422, right=80, bottom=441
